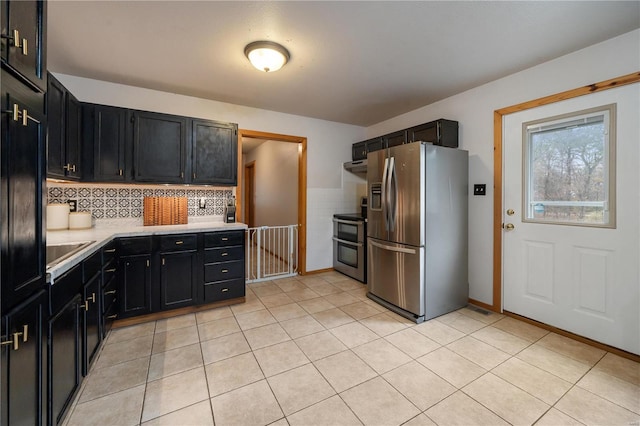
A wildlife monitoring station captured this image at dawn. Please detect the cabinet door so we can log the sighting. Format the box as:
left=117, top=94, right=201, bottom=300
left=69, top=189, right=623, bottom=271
left=119, top=254, right=152, bottom=318
left=81, top=272, right=101, bottom=376
left=46, top=73, right=66, bottom=179
left=1, top=69, right=45, bottom=312
left=0, top=0, right=47, bottom=91
left=92, top=105, right=128, bottom=182
left=407, top=122, right=437, bottom=144
left=383, top=130, right=406, bottom=148
left=190, top=119, right=237, bottom=185
left=160, top=250, right=199, bottom=310
left=133, top=111, right=186, bottom=183
left=64, top=91, right=82, bottom=180
left=1, top=289, right=46, bottom=426
left=48, top=294, right=81, bottom=426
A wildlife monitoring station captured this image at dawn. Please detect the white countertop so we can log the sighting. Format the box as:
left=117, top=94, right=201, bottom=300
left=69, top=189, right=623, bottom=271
left=46, top=220, right=248, bottom=284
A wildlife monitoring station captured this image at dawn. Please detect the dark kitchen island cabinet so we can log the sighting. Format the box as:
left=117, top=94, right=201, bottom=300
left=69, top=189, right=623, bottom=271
left=133, top=110, right=188, bottom=183
left=1, top=289, right=47, bottom=426
left=190, top=118, right=238, bottom=185
left=47, top=264, right=83, bottom=426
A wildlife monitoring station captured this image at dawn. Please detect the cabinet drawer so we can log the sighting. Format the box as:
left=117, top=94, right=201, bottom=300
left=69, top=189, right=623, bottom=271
left=203, top=279, right=244, bottom=303
left=204, top=260, right=244, bottom=283
left=102, top=241, right=117, bottom=263
left=83, top=250, right=102, bottom=282
left=102, top=275, right=117, bottom=310
left=159, top=234, right=198, bottom=252
left=118, top=236, right=152, bottom=255
left=204, top=246, right=244, bottom=264
left=204, top=231, right=243, bottom=248
left=102, top=257, right=118, bottom=283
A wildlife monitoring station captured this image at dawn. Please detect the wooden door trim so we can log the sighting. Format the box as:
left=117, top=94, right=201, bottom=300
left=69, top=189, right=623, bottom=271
left=237, top=129, right=308, bottom=275
left=491, top=71, right=640, bottom=313
left=243, top=161, right=256, bottom=228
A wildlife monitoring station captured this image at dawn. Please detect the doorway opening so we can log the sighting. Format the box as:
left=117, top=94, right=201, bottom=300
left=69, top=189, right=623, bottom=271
left=237, top=129, right=307, bottom=276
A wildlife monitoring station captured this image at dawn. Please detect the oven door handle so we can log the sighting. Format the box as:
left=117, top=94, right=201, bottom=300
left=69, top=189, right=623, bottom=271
left=332, top=218, right=363, bottom=226
left=332, top=237, right=363, bottom=247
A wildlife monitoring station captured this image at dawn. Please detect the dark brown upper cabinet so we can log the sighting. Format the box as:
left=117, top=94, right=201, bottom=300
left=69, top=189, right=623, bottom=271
left=132, top=110, right=187, bottom=183
left=189, top=118, right=237, bottom=185
left=383, top=130, right=407, bottom=149
left=1, top=0, right=47, bottom=92
left=407, top=119, right=458, bottom=148
left=82, top=103, right=129, bottom=182
left=46, top=73, right=81, bottom=180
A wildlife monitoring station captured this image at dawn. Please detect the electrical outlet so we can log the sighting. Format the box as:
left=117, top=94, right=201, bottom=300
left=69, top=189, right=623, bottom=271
left=68, top=199, right=78, bottom=212
left=473, top=184, right=486, bottom=196
left=199, top=197, right=206, bottom=209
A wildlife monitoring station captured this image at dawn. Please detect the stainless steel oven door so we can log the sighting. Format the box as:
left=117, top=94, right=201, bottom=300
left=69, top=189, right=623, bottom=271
left=333, top=218, right=365, bottom=243
left=332, top=237, right=365, bottom=282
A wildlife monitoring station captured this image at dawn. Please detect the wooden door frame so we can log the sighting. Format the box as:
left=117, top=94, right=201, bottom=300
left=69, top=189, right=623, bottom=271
left=237, top=129, right=308, bottom=275
left=243, top=160, right=256, bottom=228
left=485, top=71, right=640, bottom=313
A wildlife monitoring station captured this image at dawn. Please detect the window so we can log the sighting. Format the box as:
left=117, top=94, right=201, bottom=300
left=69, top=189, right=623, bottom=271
left=523, top=104, right=616, bottom=227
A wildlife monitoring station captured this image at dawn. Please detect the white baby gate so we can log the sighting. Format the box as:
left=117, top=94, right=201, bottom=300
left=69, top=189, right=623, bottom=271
left=246, top=225, right=298, bottom=283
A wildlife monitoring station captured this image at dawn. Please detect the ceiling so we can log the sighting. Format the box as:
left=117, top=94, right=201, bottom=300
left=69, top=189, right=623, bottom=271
left=47, top=1, right=639, bottom=127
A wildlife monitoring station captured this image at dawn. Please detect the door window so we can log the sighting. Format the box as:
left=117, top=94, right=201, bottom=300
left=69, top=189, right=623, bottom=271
left=523, top=104, right=616, bottom=227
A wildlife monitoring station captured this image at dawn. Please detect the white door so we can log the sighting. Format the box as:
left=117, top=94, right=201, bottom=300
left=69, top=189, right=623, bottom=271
left=503, top=84, right=639, bottom=355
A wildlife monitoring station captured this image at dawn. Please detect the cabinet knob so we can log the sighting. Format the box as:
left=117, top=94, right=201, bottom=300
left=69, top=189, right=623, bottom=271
left=221, top=269, right=229, bottom=273
left=80, top=300, right=89, bottom=311
left=21, top=37, right=27, bottom=56
left=104, top=268, right=117, bottom=273
left=105, top=290, right=116, bottom=295
left=104, top=248, right=116, bottom=254
left=106, top=314, right=118, bottom=320
left=175, top=241, right=184, bottom=245
left=221, top=288, right=229, bottom=292
left=221, top=252, right=228, bottom=257
left=89, top=293, right=96, bottom=303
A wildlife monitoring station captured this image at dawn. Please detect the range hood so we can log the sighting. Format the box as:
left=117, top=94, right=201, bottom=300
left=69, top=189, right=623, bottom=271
left=343, top=159, right=367, bottom=173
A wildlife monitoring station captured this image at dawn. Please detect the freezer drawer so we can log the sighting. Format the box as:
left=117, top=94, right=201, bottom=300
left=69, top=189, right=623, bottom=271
left=367, top=238, right=424, bottom=320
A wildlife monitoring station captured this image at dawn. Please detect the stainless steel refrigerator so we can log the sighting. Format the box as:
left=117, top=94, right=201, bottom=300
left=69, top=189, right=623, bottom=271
left=367, top=142, right=468, bottom=323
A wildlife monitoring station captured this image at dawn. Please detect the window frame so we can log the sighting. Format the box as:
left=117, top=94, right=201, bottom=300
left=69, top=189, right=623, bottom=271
left=521, top=103, right=616, bottom=228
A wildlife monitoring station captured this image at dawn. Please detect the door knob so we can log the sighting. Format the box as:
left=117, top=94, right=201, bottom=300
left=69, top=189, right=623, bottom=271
left=506, top=209, right=515, bottom=216
left=504, top=223, right=515, bottom=231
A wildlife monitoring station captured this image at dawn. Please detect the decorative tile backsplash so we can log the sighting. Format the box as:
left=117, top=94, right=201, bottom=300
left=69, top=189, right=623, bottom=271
left=47, top=182, right=234, bottom=221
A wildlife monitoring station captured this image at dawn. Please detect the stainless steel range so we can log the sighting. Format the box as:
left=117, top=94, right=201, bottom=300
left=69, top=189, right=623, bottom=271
left=332, top=213, right=366, bottom=283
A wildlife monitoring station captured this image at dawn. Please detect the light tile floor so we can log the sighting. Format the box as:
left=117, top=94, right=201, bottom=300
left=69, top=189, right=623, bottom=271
left=63, top=271, right=640, bottom=426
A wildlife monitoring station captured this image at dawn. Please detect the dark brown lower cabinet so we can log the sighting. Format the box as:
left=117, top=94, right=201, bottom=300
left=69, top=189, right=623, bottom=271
left=81, top=268, right=101, bottom=376
left=119, top=253, right=152, bottom=318
left=160, top=250, right=199, bottom=311
left=47, top=264, right=82, bottom=426
left=1, top=289, right=46, bottom=426
left=48, top=296, right=81, bottom=426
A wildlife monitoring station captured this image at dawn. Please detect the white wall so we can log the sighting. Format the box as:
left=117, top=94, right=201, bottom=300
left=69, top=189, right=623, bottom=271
left=56, top=29, right=639, bottom=297
left=243, top=140, right=298, bottom=227
left=366, top=29, right=640, bottom=305
left=55, top=73, right=367, bottom=271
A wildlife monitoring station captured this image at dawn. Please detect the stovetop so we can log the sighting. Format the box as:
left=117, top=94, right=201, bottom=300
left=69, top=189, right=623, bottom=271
left=333, top=212, right=366, bottom=222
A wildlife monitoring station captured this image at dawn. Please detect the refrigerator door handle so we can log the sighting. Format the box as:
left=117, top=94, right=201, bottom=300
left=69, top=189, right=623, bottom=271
left=381, top=157, right=390, bottom=230
left=388, top=156, right=397, bottom=232
left=369, top=239, right=416, bottom=255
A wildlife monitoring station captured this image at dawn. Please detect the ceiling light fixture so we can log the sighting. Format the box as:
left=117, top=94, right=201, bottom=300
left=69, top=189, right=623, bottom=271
left=244, top=41, right=290, bottom=73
